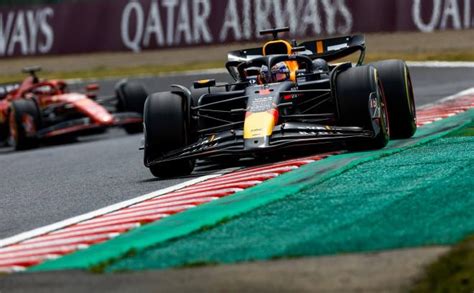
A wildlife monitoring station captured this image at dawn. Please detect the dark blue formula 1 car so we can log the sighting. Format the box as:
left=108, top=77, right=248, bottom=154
left=142, top=27, right=416, bottom=178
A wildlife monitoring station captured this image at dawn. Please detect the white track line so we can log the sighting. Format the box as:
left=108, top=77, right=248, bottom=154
left=0, top=172, right=227, bottom=248
left=406, top=61, right=474, bottom=68
left=418, top=87, right=474, bottom=110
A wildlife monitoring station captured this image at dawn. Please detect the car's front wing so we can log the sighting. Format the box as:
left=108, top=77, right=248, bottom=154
left=146, top=122, right=374, bottom=166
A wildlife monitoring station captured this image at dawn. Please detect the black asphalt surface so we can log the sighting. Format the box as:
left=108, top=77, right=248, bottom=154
left=1, top=66, right=473, bottom=240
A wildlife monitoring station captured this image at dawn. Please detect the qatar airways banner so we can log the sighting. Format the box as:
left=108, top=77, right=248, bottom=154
left=0, top=0, right=472, bottom=58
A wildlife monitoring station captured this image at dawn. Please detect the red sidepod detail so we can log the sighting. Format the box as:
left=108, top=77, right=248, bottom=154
left=54, top=93, right=114, bottom=125
left=0, top=95, right=472, bottom=273
left=42, top=124, right=101, bottom=138
left=0, top=154, right=332, bottom=272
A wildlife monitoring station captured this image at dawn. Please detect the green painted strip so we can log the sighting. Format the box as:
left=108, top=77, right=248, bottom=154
left=109, top=127, right=473, bottom=271
left=30, top=109, right=473, bottom=272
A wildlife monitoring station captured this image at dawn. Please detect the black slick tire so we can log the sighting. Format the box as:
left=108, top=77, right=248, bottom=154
left=369, top=60, right=417, bottom=139
left=116, top=81, right=148, bottom=134
left=144, top=92, right=195, bottom=178
left=9, top=99, right=41, bottom=150
left=335, top=65, right=390, bottom=150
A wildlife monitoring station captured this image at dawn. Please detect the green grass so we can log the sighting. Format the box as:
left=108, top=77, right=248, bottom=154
left=411, top=236, right=474, bottom=293
left=447, top=123, right=474, bottom=137
left=0, top=61, right=224, bottom=84
left=411, top=122, right=474, bottom=293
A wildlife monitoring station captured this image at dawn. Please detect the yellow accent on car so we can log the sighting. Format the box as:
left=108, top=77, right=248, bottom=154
left=316, top=41, right=324, bottom=54
left=197, top=79, right=210, bottom=84
left=263, top=40, right=292, bottom=56
left=286, top=61, right=299, bottom=81
left=243, top=112, right=275, bottom=139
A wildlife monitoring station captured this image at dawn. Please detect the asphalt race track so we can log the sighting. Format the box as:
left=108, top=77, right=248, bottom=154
left=1, top=66, right=473, bottom=240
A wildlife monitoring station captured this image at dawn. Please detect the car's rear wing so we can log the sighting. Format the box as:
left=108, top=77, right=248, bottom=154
left=299, top=35, right=366, bottom=64
left=227, top=34, right=366, bottom=65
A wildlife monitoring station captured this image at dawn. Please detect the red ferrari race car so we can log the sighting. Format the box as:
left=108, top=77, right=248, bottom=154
left=0, top=66, right=148, bottom=150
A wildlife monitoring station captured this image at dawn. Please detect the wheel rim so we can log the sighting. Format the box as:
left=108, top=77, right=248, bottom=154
left=381, top=95, right=390, bottom=136
left=404, top=67, right=416, bottom=122
left=377, top=79, right=390, bottom=137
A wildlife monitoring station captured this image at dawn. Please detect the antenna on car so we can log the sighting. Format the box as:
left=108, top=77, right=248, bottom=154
left=21, top=66, right=42, bottom=83
left=259, top=27, right=290, bottom=40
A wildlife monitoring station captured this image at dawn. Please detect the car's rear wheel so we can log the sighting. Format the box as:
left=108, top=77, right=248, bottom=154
left=369, top=60, right=417, bottom=139
left=116, top=81, right=148, bottom=134
left=335, top=65, right=389, bottom=150
left=9, top=99, right=41, bottom=150
left=144, top=92, right=195, bottom=178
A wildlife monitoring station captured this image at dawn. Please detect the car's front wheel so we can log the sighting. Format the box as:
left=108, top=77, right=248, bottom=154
left=9, top=99, right=41, bottom=150
left=144, top=91, right=195, bottom=178
left=335, top=65, right=390, bottom=150
left=370, top=60, right=417, bottom=139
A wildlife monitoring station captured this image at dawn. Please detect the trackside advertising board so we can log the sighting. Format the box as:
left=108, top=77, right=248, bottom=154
left=0, top=0, right=472, bottom=58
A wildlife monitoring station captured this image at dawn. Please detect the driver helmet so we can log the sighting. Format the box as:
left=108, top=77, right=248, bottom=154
left=258, top=65, right=270, bottom=84
left=259, top=62, right=290, bottom=84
